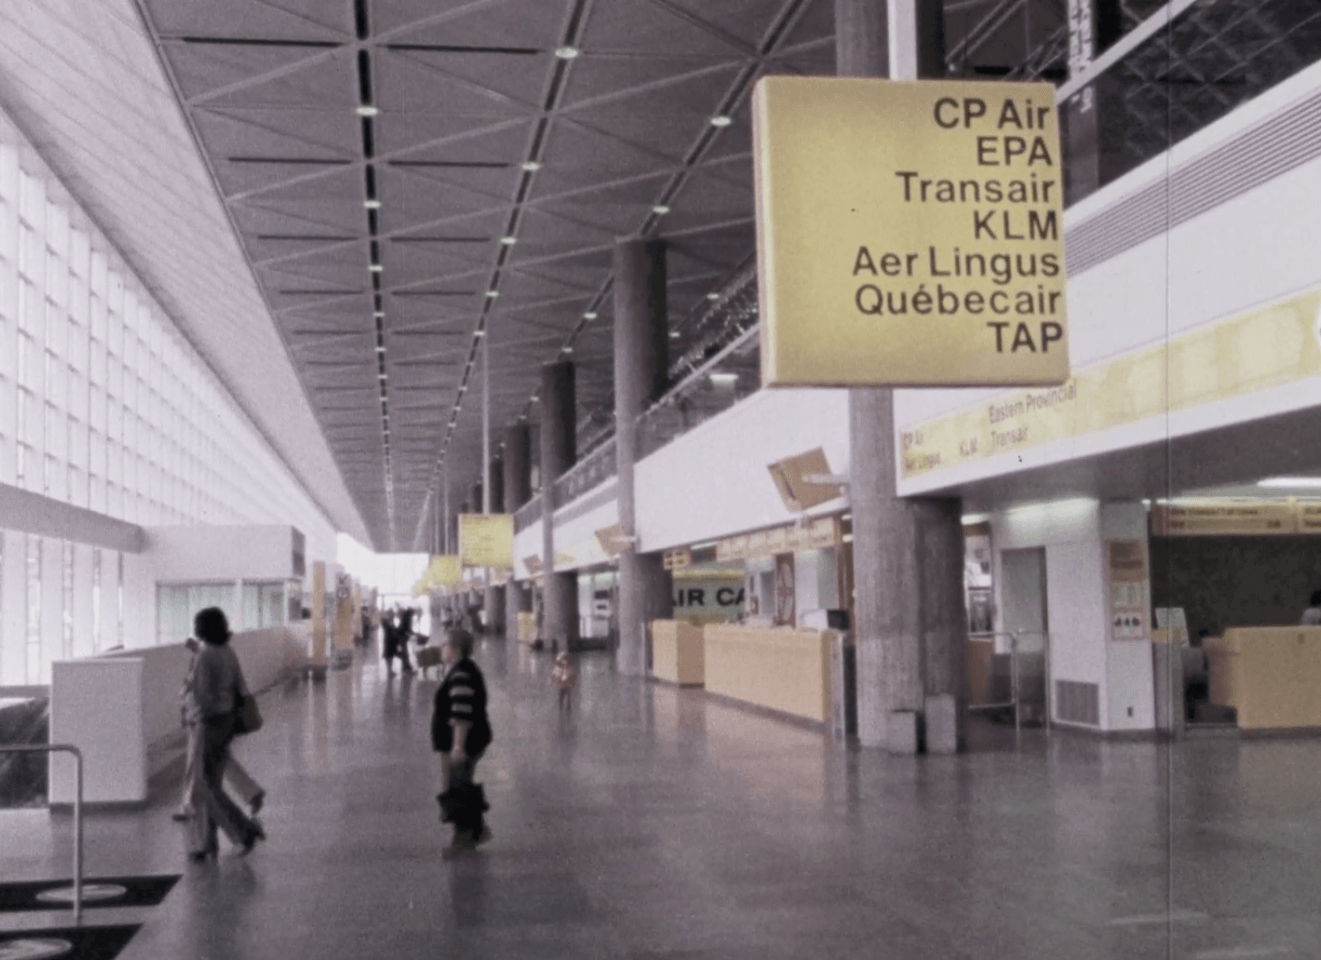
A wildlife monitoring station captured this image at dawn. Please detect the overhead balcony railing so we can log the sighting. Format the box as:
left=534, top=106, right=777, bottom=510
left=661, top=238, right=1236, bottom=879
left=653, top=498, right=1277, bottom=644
left=1059, top=0, right=1321, bottom=206
left=551, top=437, right=618, bottom=512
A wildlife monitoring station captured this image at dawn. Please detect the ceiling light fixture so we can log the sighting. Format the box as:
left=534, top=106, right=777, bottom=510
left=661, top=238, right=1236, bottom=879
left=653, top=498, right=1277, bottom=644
left=709, top=372, right=738, bottom=385
left=669, top=331, right=680, bottom=339
left=373, top=310, right=385, bottom=318
left=364, top=199, right=381, bottom=210
left=554, top=46, right=580, bottom=60
left=583, top=311, right=597, bottom=320
left=521, top=161, right=542, bottom=172
left=356, top=105, right=380, bottom=117
left=500, top=236, right=517, bottom=245
left=475, top=330, right=486, bottom=338
left=369, top=264, right=383, bottom=273
left=1259, top=477, right=1321, bottom=488
left=376, top=346, right=385, bottom=354
left=706, top=292, right=720, bottom=301
left=485, top=290, right=499, bottom=298
left=652, top=204, right=670, bottom=215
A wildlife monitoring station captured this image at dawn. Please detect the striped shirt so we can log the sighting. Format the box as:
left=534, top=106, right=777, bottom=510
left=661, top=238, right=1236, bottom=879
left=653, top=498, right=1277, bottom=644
left=431, top=657, right=491, bottom=754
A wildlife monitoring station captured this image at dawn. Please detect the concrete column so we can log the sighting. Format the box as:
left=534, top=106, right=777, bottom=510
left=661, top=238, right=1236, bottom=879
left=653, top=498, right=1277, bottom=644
left=503, top=424, right=534, bottom=635
left=613, top=238, right=674, bottom=676
left=486, top=458, right=506, bottom=636
left=540, top=362, right=578, bottom=648
left=839, top=0, right=965, bottom=754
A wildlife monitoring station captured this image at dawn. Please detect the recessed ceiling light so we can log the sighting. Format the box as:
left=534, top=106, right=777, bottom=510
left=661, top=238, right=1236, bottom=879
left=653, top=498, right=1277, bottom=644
left=669, top=331, right=680, bottom=339
left=376, top=346, right=385, bottom=354
left=369, top=264, right=383, bottom=272
left=709, top=372, right=738, bottom=385
left=563, top=347, right=573, bottom=354
left=706, top=292, right=720, bottom=301
left=521, top=161, right=542, bottom=172
left=475, top=330, right=486, bottom=338
left=710, top=115, right=733, bottom=127
left=379, top=373, right=387, bottom=380
left=373, top=311, right=385, bottom=318
left=485, top=290, right=499, bottom=299
left=364, top=199, right=381, bottom=209
left=652, top=204, right=670, bottom=215
left=554, top=46, right=580, bottom=60
left=583, top=311, right=597, bottom=320
left=500, top=236, right=517, bottom=245
left=356, top=105, right=379, bottom=117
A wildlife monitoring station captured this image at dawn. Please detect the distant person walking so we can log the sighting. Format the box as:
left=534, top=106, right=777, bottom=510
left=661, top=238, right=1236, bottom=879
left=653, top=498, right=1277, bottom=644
left=432, top=628, right=493, bottom=855
left=186, top=607, right=266, bottom=861
left=174, top=636, right=265, bottom=823
left=551, top=651, right=576, bottom=713
left=382, top=608, right=414, bottom=675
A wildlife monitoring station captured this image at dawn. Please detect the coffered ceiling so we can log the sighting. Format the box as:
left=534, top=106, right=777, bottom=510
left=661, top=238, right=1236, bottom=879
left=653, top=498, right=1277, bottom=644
left=124, top=0, right=1054, bottom=550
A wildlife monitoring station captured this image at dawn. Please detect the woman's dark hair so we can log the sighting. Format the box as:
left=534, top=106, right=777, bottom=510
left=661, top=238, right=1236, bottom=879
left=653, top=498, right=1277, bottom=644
left=194, top=607, right=231, bottom=645
left=1310, top=590, right=1321, bottom=608
left=446, top=627, right=474, bottom=658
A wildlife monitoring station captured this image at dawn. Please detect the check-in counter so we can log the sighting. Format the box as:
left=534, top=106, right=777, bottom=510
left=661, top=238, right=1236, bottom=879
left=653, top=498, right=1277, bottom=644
left=1205, top=626, right=1321, bottom=730
left=702, top=624, right=832, bottom=724
left=650, top=619, right=705, bottom=686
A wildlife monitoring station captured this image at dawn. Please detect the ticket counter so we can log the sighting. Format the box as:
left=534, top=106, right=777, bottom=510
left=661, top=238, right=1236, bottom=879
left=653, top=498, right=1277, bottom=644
left=1205, top=626, right=1321, bottom=730
left=702, top=623, right=833, bottom=724
left=650, top=620, right=705, bottom=685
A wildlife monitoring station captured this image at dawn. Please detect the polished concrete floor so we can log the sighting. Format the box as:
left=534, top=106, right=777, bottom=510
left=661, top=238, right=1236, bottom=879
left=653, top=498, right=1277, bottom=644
left=4, top=638, right=1321, bottom=959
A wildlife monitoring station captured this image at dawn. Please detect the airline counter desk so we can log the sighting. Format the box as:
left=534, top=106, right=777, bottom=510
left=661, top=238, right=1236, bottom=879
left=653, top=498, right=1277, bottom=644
left=1205, top=626, right=1321, bottom=731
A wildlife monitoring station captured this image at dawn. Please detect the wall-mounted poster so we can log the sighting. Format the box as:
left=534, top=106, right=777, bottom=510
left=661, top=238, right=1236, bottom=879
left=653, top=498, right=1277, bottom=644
left=1107, top=539, right=1149, bottom=641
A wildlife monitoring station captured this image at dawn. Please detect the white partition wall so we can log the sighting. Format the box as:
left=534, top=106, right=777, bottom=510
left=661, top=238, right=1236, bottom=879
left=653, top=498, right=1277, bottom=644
left=49, top=657, right=145, bottom=804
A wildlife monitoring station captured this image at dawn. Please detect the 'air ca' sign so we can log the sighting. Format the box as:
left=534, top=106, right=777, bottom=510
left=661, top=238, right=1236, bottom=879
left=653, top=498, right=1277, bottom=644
left=753, top=76, right=1069, bottom=387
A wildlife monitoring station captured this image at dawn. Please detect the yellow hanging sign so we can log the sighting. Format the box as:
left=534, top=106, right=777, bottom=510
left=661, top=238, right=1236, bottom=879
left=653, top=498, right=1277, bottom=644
left=458, top=513, right=514, bottom=568
left=753, top=76, right=1069, bottom=387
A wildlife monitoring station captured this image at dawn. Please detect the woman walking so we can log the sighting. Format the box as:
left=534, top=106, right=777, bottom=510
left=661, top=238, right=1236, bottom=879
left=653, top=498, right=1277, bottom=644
left=186, top=607, right=266, bottom=861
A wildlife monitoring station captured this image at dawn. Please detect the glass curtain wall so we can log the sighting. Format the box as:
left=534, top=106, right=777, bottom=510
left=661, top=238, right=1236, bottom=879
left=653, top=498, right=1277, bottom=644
left=0, top=112, right=333, bottom=684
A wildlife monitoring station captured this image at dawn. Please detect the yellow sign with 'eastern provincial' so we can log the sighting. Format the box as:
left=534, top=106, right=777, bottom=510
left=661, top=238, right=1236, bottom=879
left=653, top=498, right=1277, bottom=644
left=458, top=513, right=514, bottom=568
left=753, top=76, right=1068, bottom=387
left=900, top=287, right=1321, bottom=480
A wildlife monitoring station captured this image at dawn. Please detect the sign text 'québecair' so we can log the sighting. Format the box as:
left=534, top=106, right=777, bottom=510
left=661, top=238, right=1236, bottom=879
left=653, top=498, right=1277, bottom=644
left=753, top=76, right=1070, bottom=387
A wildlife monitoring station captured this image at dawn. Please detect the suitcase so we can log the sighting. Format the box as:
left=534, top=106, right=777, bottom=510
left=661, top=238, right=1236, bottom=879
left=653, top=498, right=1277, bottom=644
left=416, top=646, right=442, bottom=668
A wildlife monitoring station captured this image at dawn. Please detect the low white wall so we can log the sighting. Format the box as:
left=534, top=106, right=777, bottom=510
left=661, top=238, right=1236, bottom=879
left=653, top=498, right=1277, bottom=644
left=90, top=625, right=306, bottom=782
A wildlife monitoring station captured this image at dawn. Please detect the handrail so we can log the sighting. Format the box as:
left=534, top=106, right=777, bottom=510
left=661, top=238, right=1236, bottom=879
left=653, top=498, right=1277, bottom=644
left=967, top=631, right=1052, bottom=740
left=0, top=743, right=84, bottom=920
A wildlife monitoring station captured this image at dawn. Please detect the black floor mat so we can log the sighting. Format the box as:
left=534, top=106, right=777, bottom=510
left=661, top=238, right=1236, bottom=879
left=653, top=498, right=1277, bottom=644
left=0, top=876, right=178, bottom=913
left=0, top=924, right=140, bottom=960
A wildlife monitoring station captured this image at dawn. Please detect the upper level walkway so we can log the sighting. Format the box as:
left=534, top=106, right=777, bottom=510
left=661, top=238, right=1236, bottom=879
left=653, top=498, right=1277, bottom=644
left=4, top=638, right=1321, bottom=959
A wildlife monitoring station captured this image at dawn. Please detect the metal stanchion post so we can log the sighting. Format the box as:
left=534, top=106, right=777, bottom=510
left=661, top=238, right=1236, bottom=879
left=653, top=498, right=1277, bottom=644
left=1011, top=632, right=1021, bottom=742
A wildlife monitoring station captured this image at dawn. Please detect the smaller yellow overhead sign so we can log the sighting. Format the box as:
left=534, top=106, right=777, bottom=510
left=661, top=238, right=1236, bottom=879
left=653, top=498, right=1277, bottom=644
left=753, top=76, right=1069, bottom=387
left=458, top=513, right=514, bottom=568
left=412, top=555, right=461, bottom=596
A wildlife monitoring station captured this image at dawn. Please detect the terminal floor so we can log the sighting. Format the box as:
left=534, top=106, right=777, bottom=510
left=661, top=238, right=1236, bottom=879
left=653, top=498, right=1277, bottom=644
left=4, top=639, right=1321, bottom=959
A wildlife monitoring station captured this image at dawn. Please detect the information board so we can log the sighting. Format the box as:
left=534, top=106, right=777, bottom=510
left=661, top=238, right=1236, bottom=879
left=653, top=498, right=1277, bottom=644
left=458, top=513, right=514, bottom=568
left=753, top=76, right=1069, bottom=387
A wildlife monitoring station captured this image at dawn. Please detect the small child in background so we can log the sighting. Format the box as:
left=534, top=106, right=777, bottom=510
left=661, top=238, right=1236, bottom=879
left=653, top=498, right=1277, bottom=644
left=551, top=652, right=576, bottom=713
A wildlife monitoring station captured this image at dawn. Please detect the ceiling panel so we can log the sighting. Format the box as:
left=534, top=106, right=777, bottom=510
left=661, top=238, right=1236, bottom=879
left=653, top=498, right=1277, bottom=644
left=129, top=0, right=842, bottom=548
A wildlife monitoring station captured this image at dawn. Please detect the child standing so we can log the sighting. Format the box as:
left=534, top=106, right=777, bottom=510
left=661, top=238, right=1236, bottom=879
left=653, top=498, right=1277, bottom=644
left=551, top=652, right=576, bottom=713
